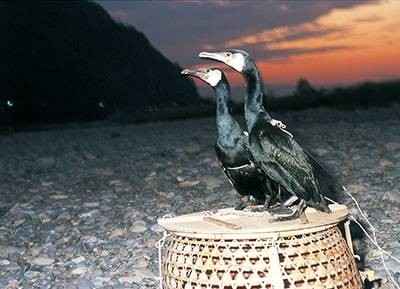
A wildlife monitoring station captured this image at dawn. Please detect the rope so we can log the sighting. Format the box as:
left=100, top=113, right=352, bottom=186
left=161, top=213, right=174, bottom=219
left=334, top=187, right=400, bottom=288
left=325, top=192, right=400, bottom=261
left=156, top=214, right=173, bottom=289
left=324, top=196, right=338, bottom=205
left=270, top=119, right=293, bottom=138
left=226, top=162, right=252, bottom=170
left=279, top=127, right=293, bottom=138
left=350, top=216, right=400, bottom=263
left=156, top=231, right=171, bottom=289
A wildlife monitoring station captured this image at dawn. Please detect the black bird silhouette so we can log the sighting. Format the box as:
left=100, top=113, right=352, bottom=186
left=181, top=67, right=282, bottom=210
left=199, top=50, right=340, bottom=219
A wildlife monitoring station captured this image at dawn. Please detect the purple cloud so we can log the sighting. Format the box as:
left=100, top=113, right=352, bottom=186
left=97, top=1, right=375, bottom=66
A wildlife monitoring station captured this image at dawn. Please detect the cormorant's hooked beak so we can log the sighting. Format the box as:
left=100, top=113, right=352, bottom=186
left=199, top=51, right=227, bottom=62
left=181, top=69, right=205, bottom=78
left=199, top=50, right=244, bottom=72
left=181, top=69, right=192, bottom=75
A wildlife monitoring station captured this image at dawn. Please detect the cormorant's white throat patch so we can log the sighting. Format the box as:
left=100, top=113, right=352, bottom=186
left=230, top=53, right=245, bottom=72
left=207, top=69, right=222, bottom=86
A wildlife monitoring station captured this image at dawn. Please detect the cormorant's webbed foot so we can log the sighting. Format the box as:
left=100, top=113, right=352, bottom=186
left=261, top=199, right=292, bottom=214
left=262, top=195, right=272, bottom=210
left=268, top=205, right=293, bottom=215
left=270, top=200, right=307, bottom=222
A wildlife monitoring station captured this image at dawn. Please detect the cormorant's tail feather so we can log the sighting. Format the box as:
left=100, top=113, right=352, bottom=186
left=304, top=149, right=344, bottom=202
left=309, top=196, right=332, bottom=213
left=319, top=198, right=332, bottom=213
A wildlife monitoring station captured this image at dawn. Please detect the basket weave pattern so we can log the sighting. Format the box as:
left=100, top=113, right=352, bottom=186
left=162, top=226, right=362, bottom=289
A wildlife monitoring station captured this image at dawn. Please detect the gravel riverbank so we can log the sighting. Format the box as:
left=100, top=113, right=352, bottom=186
left=1, top=106, right=399, bottom=288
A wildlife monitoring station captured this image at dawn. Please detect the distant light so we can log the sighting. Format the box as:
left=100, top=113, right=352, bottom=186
left=7, top=100, right=14, bottom=107
left=99, top=101, right=105, bottom=108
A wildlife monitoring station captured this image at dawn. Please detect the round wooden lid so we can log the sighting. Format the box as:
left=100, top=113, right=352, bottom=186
left=158, top=203, right=348, bottom=239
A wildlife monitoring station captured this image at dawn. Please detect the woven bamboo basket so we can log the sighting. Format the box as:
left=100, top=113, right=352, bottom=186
left=158, top=203, right=362, bottom=289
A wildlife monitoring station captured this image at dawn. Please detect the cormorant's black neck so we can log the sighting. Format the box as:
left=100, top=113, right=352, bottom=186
left=243, top=62, right=271, bottom=128
left=213, top=77, right=235, bottom=136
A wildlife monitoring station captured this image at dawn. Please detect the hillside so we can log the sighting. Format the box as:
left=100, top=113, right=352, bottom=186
left=0, top=1, right=200, bottom=125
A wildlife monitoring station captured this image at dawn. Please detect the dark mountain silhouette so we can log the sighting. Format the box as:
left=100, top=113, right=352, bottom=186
left=0, top=1, right=200, bottom=125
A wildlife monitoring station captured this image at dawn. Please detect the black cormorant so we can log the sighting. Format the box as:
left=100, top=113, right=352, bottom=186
left=199, top=50, right=339, bottom=219
left=181, top=67, right=282, bottom=210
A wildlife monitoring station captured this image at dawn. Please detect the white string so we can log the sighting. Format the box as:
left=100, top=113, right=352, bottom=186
left=325, top=191, right=400, bottom=262
left=279, top=127, right=293, bottom=138
left=161, top=213, right=174, bottom=219
left=338, top=186, right=400, bottom=288
left=156, top=231, right=171, bottom=289
left=325, top=196, right=362, bottom=261
left=324, top=196, right=339, bottom=205
left=270, top=118, right=294, bottom=138
left=350, top=215, right=400, bottom=263
left=226, top=163, right=251, bottom=170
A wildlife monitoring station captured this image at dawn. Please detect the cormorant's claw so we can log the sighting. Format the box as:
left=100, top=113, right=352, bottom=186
left=269, top=200, right=308, bottom=223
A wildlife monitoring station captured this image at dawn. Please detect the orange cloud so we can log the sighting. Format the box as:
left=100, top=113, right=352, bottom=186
left=259, top=47, right=400, bottom=85
left=202, top=0, right=400, bottom=86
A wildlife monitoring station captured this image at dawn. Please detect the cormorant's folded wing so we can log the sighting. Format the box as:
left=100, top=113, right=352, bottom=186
left=250, top=120, right=329, bottom=211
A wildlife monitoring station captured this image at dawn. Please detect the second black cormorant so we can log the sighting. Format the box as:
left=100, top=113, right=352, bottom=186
left=181, top=67, right=282, bottom=210
left=199, top=49, right=340, bottom=219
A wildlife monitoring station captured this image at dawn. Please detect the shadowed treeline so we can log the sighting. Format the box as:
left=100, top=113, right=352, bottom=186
left=214, top=79, right=400, bottom=118
left=0, top=1, right=201, bottom=126
left=116, top=78, right=400, bottom=124
left=264, top=79, right=400, bottom=111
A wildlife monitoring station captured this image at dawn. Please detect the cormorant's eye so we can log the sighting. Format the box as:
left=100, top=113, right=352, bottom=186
left=206, top=69, right=210, bottom=73
left=226, top=52, right=232, bottom=57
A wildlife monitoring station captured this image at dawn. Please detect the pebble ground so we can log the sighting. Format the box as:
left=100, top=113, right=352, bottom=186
left=0, top=106, right=399, bottom=289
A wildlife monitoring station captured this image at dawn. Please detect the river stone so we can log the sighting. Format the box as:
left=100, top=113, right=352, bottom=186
left=130, top=222, right=147, bottom=233
left=71, top=266, right=89, bottom=275
left=109, top=228, right=125, bottom=239
left=71, top=256, right=85, bottom=264
left=36, top=156, right=56, bottom=169
left=200, top=175, right=224, bottom=190
left=382, top=191, right=400, bottom=203
left=385, top=142, right=400, bottom=151
left=76, top=278, right=94, bottom=289
left=31, top=257, right=55, bottom=266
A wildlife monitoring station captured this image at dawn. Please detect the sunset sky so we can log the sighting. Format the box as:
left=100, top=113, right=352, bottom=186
left=99, top=0, right=400, bottom=97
